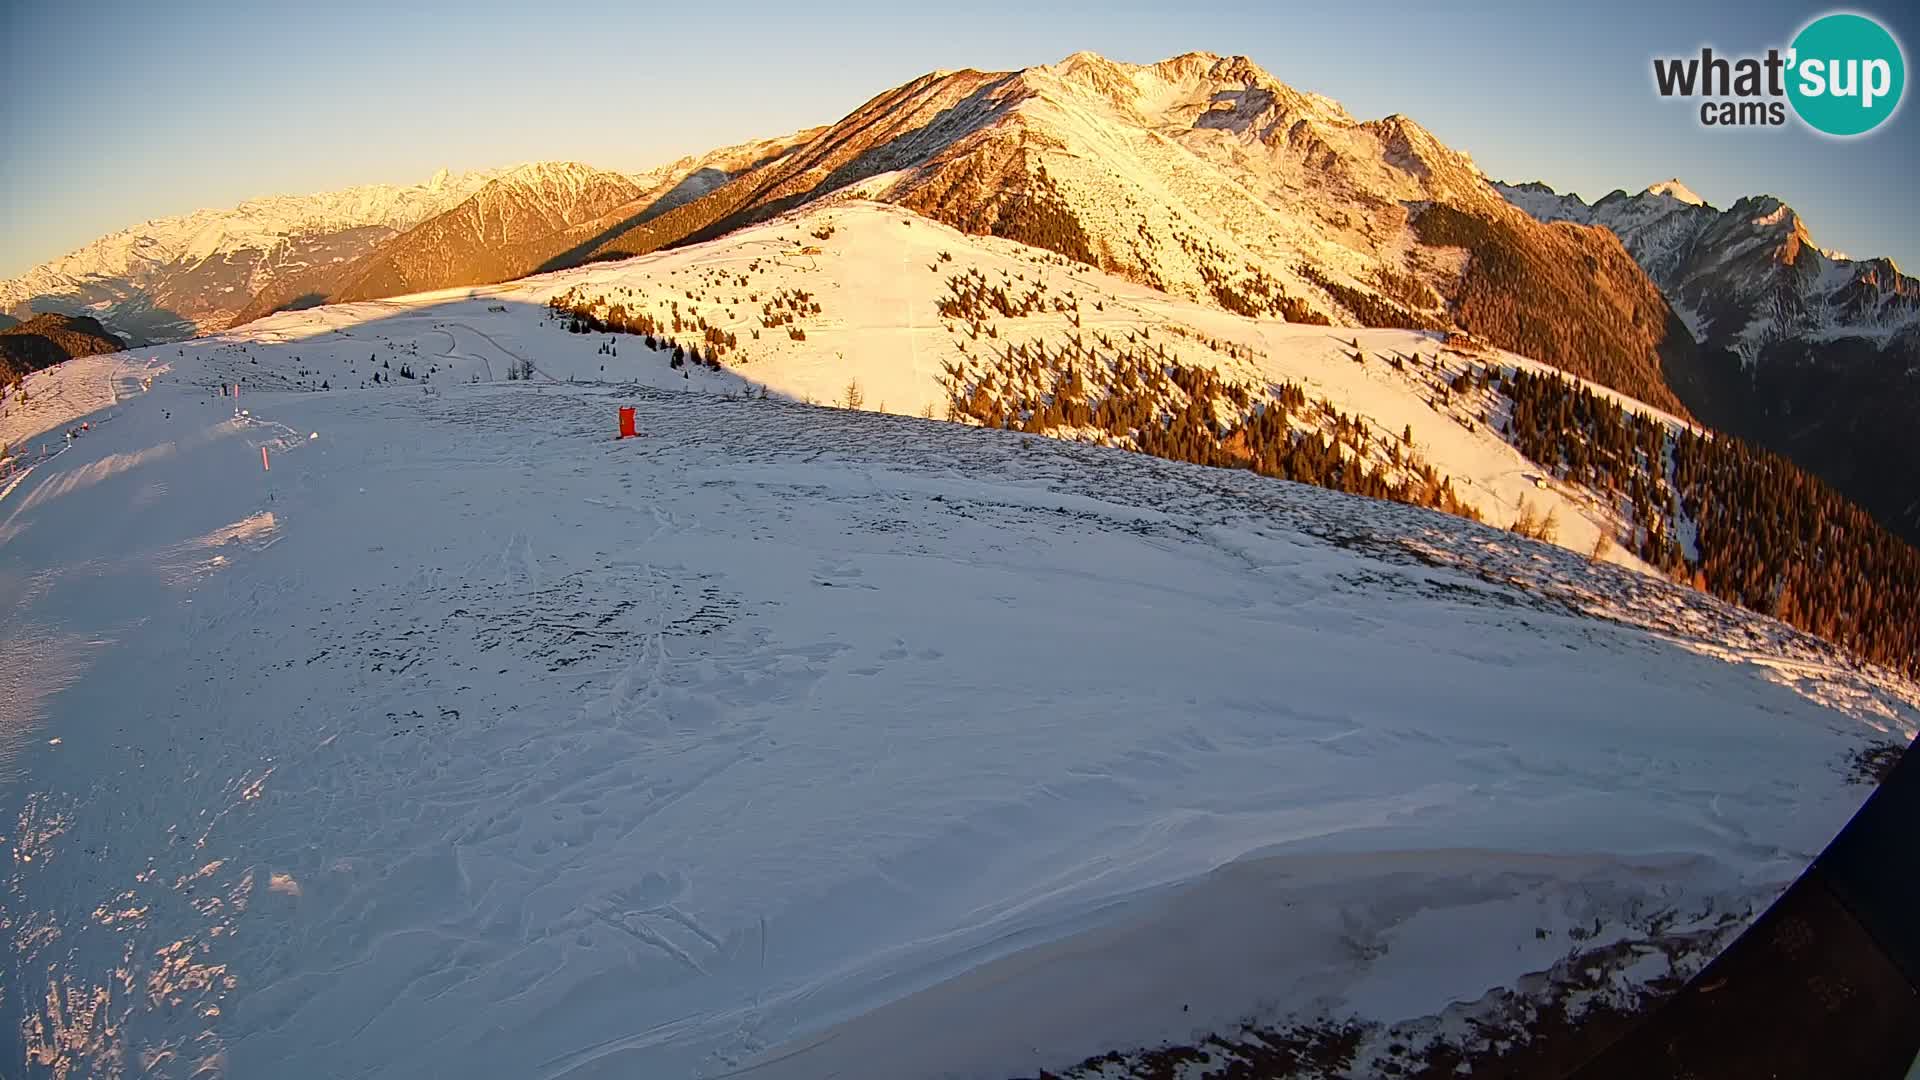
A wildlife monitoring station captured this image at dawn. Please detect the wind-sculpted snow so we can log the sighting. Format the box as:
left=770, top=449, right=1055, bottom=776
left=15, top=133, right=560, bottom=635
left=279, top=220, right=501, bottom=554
left=2, top=352, right=1913, bottom=1079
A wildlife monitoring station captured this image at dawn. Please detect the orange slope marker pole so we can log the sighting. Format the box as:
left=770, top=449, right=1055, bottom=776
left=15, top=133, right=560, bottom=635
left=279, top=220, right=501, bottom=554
left=261, top=446, right=270, bottom=472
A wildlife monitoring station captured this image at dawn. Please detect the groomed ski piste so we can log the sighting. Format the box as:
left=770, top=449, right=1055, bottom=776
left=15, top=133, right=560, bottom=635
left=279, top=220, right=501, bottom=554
left=4, top=205, right=1918, bottom=1080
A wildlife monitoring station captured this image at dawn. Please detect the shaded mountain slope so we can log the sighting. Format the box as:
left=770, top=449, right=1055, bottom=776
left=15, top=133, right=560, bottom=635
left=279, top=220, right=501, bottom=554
left=1499, top=179, right=1920, bottom=542
left=0, top=313, right=127, bottom=385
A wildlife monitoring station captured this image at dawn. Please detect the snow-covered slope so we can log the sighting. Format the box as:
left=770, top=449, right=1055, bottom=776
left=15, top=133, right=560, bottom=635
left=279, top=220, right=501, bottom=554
left=8, top=129, right=829, bottom=351
left=197, top=202, right=1684, bottom=571
left=3, top=280, right=1913, bottom=1079
left=0, top=170, right=502, bottom=344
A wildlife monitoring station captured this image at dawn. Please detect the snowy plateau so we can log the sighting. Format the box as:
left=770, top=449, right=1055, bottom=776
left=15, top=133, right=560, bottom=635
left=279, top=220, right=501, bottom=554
left=2, top=201, right=1917, bottom=1080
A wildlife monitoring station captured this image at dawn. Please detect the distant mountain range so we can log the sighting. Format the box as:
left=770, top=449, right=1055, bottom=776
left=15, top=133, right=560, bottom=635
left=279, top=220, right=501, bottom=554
left=1496, top=179, right=1920, bottom=543
left=1495, top=179, right=1919, bottom=361
left=0, top=170, right=501, bottom=343
left=0, top=130, right=825, bottom=347
left=230, top=131, right=822, bottom=322
left=229, top=162, right=648, bottom=320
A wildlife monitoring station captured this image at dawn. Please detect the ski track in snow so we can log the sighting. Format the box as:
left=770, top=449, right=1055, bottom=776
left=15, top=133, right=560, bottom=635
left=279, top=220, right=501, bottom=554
left=2, top=347, right=1916, bottom=1079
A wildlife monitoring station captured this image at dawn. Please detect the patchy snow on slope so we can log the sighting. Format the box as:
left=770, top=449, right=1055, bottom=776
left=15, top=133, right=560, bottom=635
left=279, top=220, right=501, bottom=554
left=3, top=280, right=1915, bottom=1079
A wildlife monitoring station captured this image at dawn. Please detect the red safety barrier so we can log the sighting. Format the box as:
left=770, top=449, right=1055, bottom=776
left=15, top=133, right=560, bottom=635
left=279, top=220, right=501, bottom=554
left=618, top=407, right=637, bottom=439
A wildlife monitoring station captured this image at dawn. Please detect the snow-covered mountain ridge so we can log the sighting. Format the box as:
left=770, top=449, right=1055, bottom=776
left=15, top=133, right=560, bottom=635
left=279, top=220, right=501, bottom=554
left=230, top=135, right=825, bottom=325
left=231, top=163, right=649, bottom=317
left=1493, top=178, right=1920, bottom=360
left=2, top=130, right=823, bottom=349
left=0, top=169, right=503, bottom=343
left=520, top=52, right=1690, bottom=415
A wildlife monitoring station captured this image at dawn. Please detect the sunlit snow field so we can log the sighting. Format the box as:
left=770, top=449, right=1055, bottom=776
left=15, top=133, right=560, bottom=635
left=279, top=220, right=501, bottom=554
left=3, top=238, right=1915, bottom=1078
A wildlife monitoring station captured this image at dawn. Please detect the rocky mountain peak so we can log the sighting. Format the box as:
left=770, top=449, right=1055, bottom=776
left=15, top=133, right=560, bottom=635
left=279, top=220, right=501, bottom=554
left=1643, top=178, right=1706, bottom=205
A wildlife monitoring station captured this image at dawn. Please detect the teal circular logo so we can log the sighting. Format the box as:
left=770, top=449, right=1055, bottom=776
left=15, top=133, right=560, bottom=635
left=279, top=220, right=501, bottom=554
left=1788, top=13, right=1906, bottom=136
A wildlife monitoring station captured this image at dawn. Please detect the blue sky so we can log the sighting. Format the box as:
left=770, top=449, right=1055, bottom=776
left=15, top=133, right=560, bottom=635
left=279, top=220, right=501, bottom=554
left=4, top=0, right=1916, bottom=276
